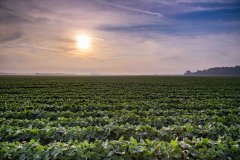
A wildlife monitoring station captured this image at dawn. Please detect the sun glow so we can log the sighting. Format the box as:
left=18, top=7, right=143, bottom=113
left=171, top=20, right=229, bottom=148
left=76, top=35, right=91, bottom=50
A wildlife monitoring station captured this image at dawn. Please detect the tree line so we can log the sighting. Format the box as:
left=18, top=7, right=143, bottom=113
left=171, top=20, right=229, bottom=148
left=184, top=66, right=240, bottom=76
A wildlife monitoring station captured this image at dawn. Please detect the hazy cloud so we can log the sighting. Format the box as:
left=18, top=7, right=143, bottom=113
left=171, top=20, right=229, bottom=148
left=0, top=0, right=239, bottom=74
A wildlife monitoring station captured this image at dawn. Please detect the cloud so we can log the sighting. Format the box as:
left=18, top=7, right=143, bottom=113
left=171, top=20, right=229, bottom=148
left=0, top=32, right=22, bottom=44
left=98, top=21, right=240, bottom=35
left=0, top=4, right=30, bottom=24
left=95, top=0, right=163, bottom=18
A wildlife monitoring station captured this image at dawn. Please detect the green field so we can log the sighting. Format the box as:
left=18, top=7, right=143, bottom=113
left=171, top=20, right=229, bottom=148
left=0, top=76, right=239, bottom=160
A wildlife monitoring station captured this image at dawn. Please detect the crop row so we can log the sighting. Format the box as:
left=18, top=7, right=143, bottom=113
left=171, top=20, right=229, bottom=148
left=0, top=99, right=238, bottom=112
left=1, top=123, right=239, bottom=145
left=1, top=136, right=239, bottom=160
left=1, top=107, right=239, bottom=121
left=0, top=113, right=239, bottom=129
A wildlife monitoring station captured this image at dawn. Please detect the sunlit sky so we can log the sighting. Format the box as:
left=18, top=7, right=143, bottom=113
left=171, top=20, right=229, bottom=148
left=0, top=0, right=240, bottom=75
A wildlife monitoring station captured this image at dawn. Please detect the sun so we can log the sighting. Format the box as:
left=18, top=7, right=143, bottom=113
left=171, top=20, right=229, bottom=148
left=76, top=35, right=91, bottom=50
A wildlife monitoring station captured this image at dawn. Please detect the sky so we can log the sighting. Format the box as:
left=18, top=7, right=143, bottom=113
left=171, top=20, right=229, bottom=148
left=0, top=0, right=240, bottom=75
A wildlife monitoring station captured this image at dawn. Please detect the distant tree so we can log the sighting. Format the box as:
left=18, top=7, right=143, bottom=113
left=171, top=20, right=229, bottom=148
left=184, top=70, right=192, bottom=75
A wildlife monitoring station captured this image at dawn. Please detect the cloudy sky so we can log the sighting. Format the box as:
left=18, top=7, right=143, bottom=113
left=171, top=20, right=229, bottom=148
left=0, top=0, right=240, bottom=74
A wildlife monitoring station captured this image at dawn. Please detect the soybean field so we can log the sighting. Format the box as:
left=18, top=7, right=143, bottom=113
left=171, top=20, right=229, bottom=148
left=0, top=76, right=239, bottom=160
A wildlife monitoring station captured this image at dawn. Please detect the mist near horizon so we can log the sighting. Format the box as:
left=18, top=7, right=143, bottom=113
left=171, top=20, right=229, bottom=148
left=0, top=0, right=240, bottom=74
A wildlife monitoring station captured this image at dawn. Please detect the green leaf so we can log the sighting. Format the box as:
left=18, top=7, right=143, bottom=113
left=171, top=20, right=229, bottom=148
left=130, top=136, right=137, bottom=145
left=202, top=138, right=209, bottom=144
left=119, top=136, right=124, bottom=141
left=145, top=139, right=151, bottom=145
left=170, top=140, right=178, bottom=148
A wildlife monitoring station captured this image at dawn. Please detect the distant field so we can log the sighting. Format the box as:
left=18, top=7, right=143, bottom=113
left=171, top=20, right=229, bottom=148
left=0, top=76, right=239, bottom=159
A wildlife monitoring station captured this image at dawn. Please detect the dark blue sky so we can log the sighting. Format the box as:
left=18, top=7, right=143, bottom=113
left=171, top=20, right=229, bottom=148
left=99, top=1, right=240, bottom=35
left=0, top=0, right=240, bottom=74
